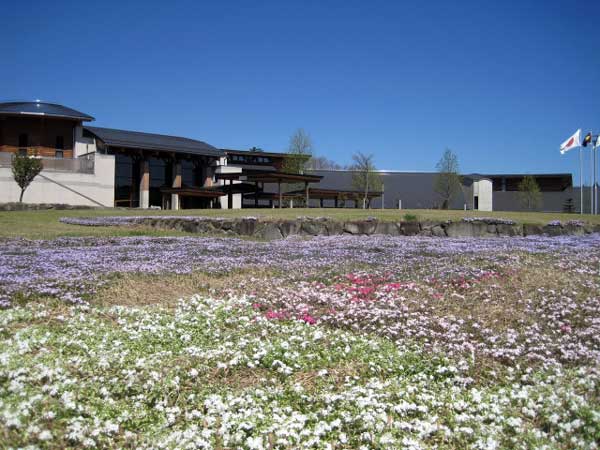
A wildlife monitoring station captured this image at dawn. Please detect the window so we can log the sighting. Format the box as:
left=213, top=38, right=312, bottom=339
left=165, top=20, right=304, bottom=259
left=18, top=133, right=28, bottom=155
left=55, top=136, right=64, bottom=158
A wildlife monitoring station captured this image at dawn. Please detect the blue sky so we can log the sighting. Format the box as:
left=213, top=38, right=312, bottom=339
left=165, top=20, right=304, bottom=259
left=2, top=0, right=599, bottom=182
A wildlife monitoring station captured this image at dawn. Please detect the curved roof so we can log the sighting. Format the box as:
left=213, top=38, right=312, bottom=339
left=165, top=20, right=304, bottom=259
left=84, top=126, right=223, bottom=157
left=0, top=101, right=94, bottom=121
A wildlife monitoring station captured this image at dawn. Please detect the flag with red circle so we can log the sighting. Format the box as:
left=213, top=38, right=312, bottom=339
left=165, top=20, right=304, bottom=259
left=560, top=129, right=581, bottom=155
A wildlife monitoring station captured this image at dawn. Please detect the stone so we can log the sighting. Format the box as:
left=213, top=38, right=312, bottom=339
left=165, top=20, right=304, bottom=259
left=257, top=222, right=283, bottom=240
left=450, top=221, right=499, bottom=237
left=325, top=220, right=344, bottom=235
left=523, top=224, right=544, bottom=236
left=374, top=221, right=401, bottom=235
left=496, top=224, right=522, bottom=237
left=563, top=223, right=585, bottom=236
left=419, top=221, right=439, bottom=231
left=301, top=220, right=329, bottom=236
left=217, top=220, right=235, bottom=232
left=431, top=225, right=446, bottom=237
left=279, top=220, right=301, bottom=237
left=486, top=224, right=498, bottom=235
left=401, top=221, right=420, bottom=236
left=445, top=221, right=489, bottom=238
left=234, top=218, right=257, bottom=236
left=542, top=225, right=564, bottom=236
left=343, top=221, right=378, bottom=235
left=343, top=222, right=361, bottom=234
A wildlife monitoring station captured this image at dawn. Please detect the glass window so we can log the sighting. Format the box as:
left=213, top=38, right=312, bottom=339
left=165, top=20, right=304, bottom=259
left=56, top=136, right=64, bottom=150
left=55, top=150, right=64, bottom=159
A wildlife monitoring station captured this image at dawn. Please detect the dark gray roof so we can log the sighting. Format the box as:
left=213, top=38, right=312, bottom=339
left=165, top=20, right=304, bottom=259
left=0, top=101, right=94, bottom=121
left=85, top=126, right=224, bottom=157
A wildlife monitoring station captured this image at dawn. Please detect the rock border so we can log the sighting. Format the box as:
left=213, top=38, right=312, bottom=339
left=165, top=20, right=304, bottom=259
left=60, top=216, right=600, bottom=239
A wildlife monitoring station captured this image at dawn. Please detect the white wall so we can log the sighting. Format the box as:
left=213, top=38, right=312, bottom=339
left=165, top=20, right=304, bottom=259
left=0, top=152, right=115, bottom=207
left=473, top=179, right=493, bottom=211
left=215, top=165, right=243, bottom=209
left=74, top=125, right=97, bottom=157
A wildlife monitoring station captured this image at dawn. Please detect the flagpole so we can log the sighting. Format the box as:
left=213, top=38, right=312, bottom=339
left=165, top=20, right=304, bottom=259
left=590, top=133, right=594, bottom=214
left=594, top=134, right=600, bottom=214
left=580, top=146, right=583, bottom=215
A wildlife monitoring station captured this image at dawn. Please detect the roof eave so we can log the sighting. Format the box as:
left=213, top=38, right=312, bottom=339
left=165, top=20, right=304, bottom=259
left=0, top=111, right=94, bottom=121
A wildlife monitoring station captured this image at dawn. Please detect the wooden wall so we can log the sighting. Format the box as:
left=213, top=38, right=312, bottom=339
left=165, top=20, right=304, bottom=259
left=0, top=116, right=77, bottom=158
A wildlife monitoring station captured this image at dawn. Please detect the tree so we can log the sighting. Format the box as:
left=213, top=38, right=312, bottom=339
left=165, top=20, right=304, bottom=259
left=282, top=128, right=313, bottom=174
left=518, top=175, right=542, bottom=210
left=350, top=152, right=383, bottom=209
left=434, top=149, right=462, bottom=209
left=305, top=155, right=343, bottom=171
left=11, top=153, right=43, bottom=202
left=562, top=197, right=575, bottom=214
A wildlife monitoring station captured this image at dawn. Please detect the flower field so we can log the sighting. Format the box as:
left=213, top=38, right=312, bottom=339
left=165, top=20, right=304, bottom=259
left=1, top=233, right=599, bottom=449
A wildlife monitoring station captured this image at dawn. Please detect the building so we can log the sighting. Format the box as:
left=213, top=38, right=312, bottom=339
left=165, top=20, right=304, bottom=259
left=0, top=101, right=315, bottom=209
left=0, top=100, right=576, bottom=212
left=310, top=170, right=575, bottom=212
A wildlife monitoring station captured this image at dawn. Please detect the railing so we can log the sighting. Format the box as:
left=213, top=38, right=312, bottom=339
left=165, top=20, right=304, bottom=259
left=0, top=151, right=95, bottom=174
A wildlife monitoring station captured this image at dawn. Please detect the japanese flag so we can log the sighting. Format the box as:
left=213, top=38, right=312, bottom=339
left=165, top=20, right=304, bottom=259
left=560, top=129, right=581, bottom=154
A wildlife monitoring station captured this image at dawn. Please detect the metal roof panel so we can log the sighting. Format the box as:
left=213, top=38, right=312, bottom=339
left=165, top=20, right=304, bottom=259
left=0, top=101, right=94, bottom=121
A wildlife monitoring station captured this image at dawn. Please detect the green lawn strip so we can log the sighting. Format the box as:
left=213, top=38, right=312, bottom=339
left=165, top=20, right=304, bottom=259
left=1, top=207, right=598, bottom=239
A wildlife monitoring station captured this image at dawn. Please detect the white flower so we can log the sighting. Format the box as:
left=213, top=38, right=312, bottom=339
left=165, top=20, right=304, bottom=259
left=38, top=430, right=52, bottom=441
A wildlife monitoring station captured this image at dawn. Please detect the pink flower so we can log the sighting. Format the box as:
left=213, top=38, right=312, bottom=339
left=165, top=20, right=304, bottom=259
left=299, top=313, right=317, bottom=325
left=265, top=310, right=286, bottom=320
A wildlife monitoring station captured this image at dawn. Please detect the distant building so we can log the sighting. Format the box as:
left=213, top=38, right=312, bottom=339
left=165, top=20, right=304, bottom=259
left=310, top=170, right=574, bottom=212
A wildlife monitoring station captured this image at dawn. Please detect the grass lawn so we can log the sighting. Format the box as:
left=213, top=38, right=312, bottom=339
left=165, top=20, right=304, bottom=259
left=1, top=207, right=599, bottom=239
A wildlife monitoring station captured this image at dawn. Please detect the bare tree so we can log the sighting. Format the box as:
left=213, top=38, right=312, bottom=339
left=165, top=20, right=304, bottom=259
left=350, top=152, right=383, bottom=209
left=12, top=154, right=43, bottom=202
left=518, top=176, right=542, bottom=210
left=282, top=128, right=313, bottom=174
left=305, top=155, right=343, bottom=171
left=434, top=149, right=462, bottom=209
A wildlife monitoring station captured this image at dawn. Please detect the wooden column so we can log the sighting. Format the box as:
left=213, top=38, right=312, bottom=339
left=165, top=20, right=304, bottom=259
left=334, top=196, right=339, bottom=208
left=139, top=158, right=150, bottom=209
left=278, top=180, right=282, bottom=208
left=228, top=179, right=233, bottom=209
left=171, top=161, right=182, bottom=210
left=320, top=198, right=324, bottom=208
left=254, top=181, right=259, bottom=208
left=203, top=165, right=213, bottom=187
left=305, top=182, right=309, bottom=208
